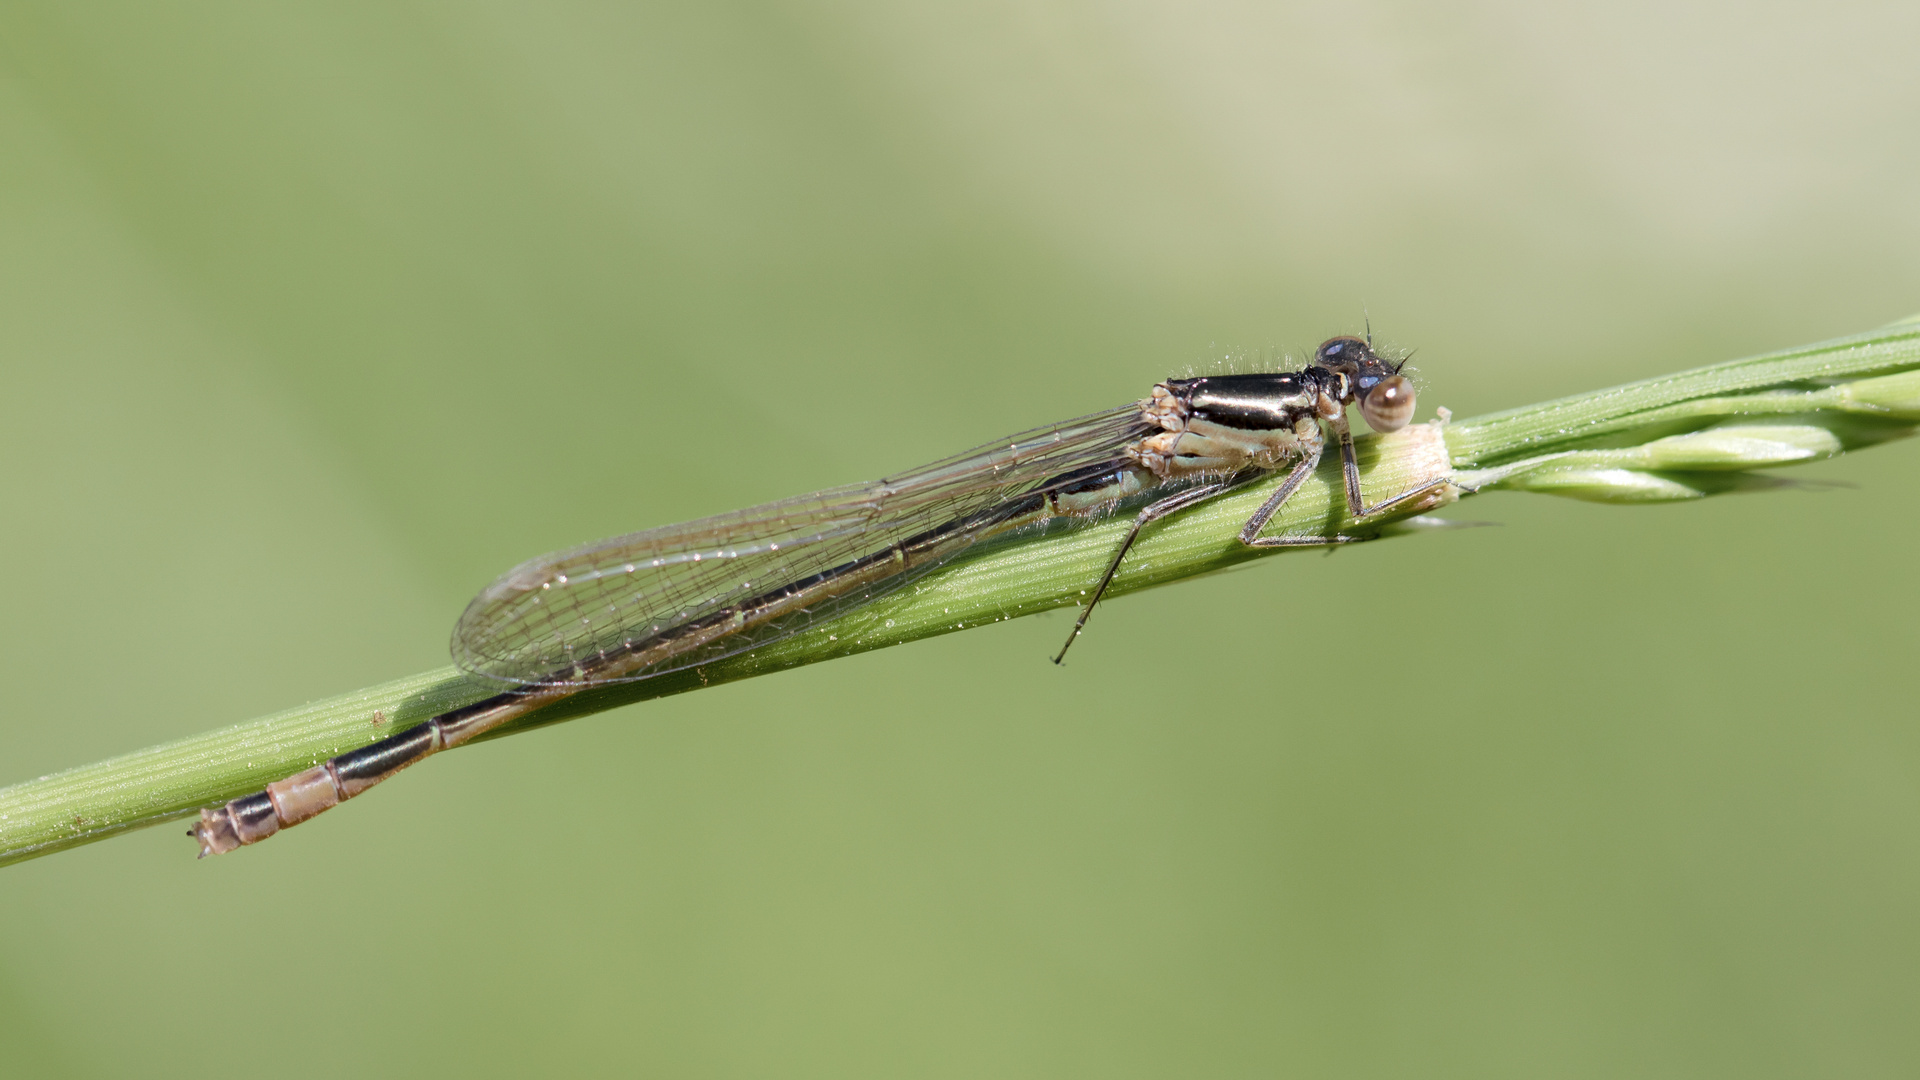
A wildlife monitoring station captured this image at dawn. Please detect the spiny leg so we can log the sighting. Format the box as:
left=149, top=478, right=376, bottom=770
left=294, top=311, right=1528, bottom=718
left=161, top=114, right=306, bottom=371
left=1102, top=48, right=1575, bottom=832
left=1328, top=411, right=1463, bottom=520
left=1052, top=475, right=1257, bottom=665
left=1237, top=448, right=1364, bottom=548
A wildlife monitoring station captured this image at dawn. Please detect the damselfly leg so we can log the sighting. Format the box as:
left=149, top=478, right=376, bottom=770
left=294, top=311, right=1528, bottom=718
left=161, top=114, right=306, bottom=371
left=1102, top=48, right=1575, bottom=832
left=1050, top=470, right=1268, bottom=665
left=1324, top=408, right=1458, bottom=519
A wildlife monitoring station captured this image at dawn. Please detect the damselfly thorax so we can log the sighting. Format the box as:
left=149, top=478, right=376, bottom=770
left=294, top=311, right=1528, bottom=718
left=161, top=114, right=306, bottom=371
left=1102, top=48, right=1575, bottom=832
left=191, top=335, right=1453, bottom=856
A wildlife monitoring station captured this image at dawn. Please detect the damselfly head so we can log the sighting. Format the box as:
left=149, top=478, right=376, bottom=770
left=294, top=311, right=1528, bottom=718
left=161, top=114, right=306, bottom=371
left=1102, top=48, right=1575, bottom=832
left=1313, top=335, right=1417, bottom=431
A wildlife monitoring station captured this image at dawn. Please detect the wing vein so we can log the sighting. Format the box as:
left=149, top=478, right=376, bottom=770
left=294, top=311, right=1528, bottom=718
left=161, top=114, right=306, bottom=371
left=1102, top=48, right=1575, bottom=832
left=451, top=403, right=1151, bottom=686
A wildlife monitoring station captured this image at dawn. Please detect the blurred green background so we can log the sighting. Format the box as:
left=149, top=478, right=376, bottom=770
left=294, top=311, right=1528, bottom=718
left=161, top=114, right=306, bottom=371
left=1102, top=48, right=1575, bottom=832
left=3, top=2, right=1918, bottom=1076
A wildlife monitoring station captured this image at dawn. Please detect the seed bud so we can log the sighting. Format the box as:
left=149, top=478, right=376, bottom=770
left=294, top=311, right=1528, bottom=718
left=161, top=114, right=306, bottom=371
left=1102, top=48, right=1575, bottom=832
left=1836, top=370, right=1920, bottom=420
left=1623, top=424, right=1842, bottom=470
left=1506, top=468, right=1708, bottom=504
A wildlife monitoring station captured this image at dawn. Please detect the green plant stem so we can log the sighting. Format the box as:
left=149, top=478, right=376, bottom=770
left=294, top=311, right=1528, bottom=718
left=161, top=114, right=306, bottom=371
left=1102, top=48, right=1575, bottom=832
left=5, top=319, right=1918, bottom=866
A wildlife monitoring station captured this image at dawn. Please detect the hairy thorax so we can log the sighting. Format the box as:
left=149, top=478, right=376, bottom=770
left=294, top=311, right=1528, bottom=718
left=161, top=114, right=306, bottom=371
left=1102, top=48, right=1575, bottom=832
left=1127, top=376, right=1326, bottom=480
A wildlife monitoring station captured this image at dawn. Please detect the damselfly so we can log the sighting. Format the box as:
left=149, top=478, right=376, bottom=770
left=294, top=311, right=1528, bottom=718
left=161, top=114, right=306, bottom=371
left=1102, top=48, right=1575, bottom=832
left=192, top=335, right=1454, bottom=856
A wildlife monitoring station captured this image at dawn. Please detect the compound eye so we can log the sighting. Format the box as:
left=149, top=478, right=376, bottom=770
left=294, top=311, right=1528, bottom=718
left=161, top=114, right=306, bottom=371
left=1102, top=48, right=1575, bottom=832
left=1359, top=375, right=1415, bottom=432
left=1315, top=336, right=1364, bottom=365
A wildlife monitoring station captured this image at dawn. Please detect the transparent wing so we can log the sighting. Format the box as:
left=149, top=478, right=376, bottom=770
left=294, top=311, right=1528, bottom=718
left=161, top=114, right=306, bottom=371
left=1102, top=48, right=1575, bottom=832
left=451, top=403, right=1152, bottom=686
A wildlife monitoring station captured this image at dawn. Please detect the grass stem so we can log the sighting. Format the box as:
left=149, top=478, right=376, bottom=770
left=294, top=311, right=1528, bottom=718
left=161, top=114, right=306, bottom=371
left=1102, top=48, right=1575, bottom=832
left=4, top=317, right=1916, bottom=866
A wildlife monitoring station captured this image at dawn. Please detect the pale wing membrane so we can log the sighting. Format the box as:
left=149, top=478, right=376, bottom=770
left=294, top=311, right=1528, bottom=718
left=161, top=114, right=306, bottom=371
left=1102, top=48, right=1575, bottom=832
left=451, top=404, right=1152, bottom=686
